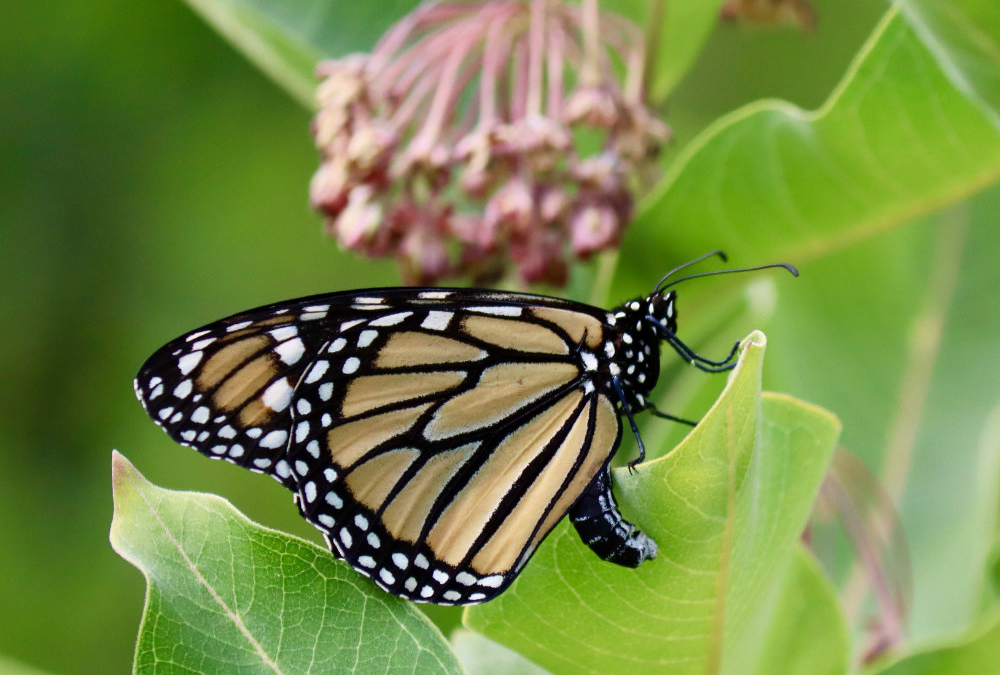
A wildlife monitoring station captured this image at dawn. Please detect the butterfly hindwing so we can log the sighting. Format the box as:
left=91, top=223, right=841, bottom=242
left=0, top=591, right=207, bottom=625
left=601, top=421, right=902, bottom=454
left=284, top=303, right=623, bottom=602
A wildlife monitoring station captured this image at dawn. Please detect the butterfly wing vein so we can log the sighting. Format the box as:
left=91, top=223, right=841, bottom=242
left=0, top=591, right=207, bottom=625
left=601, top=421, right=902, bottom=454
left=134, top=290, right=623, bottom=603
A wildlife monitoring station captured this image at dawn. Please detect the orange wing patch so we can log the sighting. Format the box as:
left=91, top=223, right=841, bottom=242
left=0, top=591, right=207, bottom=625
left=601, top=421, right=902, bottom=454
left=375, top=332, right=486, bottom=368
left=530, top=306, right=604, bottom=348
left=461, top=315, right=568, bottom=355
left=424, top=362, right=579, bottom=440
left=426, top=390, right=585, bottom=570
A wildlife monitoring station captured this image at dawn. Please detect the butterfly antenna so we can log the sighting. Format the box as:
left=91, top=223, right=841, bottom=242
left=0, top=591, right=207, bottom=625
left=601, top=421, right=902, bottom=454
left=654, top=250, right=728, bottom=293
left=659, top=262, right=798, bottom=291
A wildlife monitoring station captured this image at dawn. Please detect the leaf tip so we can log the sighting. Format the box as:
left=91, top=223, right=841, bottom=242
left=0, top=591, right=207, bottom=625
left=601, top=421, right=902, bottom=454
left=741, top=329, right=767, bottom=350
left=111, top=450, right=143, bottom=496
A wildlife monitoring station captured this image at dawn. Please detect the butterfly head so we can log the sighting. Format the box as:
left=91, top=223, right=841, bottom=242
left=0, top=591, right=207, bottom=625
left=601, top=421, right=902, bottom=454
left=643, top=289, right=678, bottom=337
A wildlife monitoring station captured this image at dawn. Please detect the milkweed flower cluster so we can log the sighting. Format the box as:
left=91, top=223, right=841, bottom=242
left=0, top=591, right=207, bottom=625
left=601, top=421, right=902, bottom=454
left=310, top=0, right=669, bottom=285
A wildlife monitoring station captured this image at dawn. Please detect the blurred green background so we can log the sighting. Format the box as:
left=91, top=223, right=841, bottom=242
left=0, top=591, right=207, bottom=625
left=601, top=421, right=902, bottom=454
left=4, top=0, right=996, bottom=672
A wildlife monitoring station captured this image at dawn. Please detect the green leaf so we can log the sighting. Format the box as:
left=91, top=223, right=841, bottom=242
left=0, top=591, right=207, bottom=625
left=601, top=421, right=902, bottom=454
left=179, top=0, right=419, bottom=107
left=870, top=607, right=1000, bottom=675
left=737, top=547, right=850, bottom=675
left=606, top=2, right=1000, bottom=643
left=617, top=5, right=1000, bottom=293
left=465, top=332, right=843, bottom=675
left=451, top=630, right=551, bottom=675
left=900, top=0, right=1000, bottom=124
left=108, top=452, right=462, bottom=675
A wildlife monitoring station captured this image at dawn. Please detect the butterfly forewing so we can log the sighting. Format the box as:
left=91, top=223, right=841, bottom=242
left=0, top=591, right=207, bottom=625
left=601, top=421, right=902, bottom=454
left=135, top=289, right=625, bottom=603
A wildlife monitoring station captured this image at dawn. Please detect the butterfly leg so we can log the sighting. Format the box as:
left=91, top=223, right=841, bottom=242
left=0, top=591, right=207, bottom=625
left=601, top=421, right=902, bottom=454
left=569, top=466, right=657, bottom=567
left=611, top=376, right=646, bottom=471
left=644, top=403, right=698, bottom=427
left=646, top=317, right=739, bottom=373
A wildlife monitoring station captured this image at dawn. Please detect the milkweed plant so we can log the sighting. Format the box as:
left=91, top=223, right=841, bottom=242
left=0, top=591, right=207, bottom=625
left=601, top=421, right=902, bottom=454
left=108, top=1, right=1000, bottom=674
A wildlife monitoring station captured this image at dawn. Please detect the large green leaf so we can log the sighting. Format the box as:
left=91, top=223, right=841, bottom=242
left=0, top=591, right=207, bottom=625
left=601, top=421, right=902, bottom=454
left=871, top=607, right=1000, bottom=675
left=618, top=5, right=1000, bottom=292
left=465, top=333, right=842, bottom=675
left=739, top=547, right=850, bottom=675
left=900, top=0, right=1000, bottom=125
left=607, top=2, right=1000, bottom=644
left=108, top=452, right=462, bottom=675
left=451, top=630, right=550, bottom=675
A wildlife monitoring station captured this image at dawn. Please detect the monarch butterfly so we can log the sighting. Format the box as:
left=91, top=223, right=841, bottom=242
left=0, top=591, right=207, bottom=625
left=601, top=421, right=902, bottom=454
left=134, top=251, right=796, bottom=605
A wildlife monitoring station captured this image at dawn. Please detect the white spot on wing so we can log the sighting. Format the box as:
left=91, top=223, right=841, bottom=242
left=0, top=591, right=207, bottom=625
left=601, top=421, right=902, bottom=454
left=467, top=306, right=521, bottom=317
left=421, top=311, right=453, bottom=331
left=305, top=360, right=329, bottom=384
left=269, top=326, right=298, bottom=341
left=227, top=320, right=252, bottom=332
left=370, top=311, right=412, bottom=327
left=295, top=421, right=310, bottom=443
left=173, top=379, right=193, bottom=399
left=259, top=430, right=288, bottom=449
left=262, top=378, right=293, bottom=412
left=342, top=357, right=360, bottom=374
left=357, top=329, right=378, bottom=347
left=275, top=338, right=305, bottom=365
left=178, top=351, right=203, bottom=375
left=192, top=337, right=216, bottom=351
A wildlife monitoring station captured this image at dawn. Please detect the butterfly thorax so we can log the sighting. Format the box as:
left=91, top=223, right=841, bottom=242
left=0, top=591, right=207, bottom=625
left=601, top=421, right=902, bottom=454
left=600, top=290, right=677, bottom=411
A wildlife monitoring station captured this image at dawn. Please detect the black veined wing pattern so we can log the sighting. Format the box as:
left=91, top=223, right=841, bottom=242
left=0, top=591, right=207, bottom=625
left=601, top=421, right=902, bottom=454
left=134, top=254, right=795, bottom=604
left=135, top=286, right=667, bottom=604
